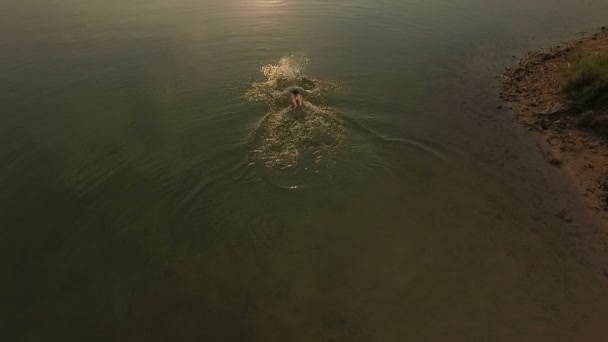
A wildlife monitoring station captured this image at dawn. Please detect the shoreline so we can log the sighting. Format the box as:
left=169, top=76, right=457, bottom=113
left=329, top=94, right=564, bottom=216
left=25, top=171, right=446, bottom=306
left=500, top=27, right=608, bottom=221
left=500, top=26, right=608, bottom=274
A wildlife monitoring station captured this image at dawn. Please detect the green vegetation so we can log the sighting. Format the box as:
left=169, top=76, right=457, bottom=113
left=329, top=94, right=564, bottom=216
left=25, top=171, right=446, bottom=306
left=563, top=55, right=608, bottom=107
left=576, top=110, right=597, bottom=127
left=575, top=109, right=608, bottom=137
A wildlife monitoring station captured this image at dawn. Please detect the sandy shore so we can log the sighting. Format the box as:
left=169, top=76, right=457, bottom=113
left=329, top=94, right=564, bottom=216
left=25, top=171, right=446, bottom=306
left=500, top=27, right=608, bottom=222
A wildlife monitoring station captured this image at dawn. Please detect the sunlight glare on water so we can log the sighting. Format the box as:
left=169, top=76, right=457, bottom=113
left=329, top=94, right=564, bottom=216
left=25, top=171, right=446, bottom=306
left=2, top=0, right=608, bottom=341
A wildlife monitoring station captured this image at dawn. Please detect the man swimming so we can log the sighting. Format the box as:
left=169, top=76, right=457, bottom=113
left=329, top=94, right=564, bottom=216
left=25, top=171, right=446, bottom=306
left=291, top=89, right=304, bottom=111
left=287, top=86, right=306, bottom=112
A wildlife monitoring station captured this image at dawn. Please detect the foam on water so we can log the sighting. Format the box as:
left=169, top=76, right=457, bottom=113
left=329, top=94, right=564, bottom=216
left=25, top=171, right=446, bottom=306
left=245, top=56, right=339, bottom=104
left=245, top=56, right=346, bottom=186
left=244, top=56, right=452, bottom=189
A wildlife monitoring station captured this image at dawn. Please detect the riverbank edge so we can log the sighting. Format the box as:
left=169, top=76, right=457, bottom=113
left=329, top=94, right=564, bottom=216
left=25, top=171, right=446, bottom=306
left=499, top=27, right=608, bottom=275
left=500, top=27, right=608, bottom=219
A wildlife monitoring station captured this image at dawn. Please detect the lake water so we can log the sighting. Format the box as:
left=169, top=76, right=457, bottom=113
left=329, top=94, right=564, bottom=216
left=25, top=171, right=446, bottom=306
left=2, top=0, right=608, bottom=341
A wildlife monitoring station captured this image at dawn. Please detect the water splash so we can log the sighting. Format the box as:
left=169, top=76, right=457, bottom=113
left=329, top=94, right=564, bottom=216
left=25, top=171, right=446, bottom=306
left=245, top=56, right=345, bottom=182
left=251, top=104, right=346, bottom=171
left=244, top=56, right=339, bottom=108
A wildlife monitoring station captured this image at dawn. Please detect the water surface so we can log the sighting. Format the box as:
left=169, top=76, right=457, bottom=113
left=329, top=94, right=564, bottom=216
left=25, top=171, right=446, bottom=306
left=2, top=0, right=608, bottom=341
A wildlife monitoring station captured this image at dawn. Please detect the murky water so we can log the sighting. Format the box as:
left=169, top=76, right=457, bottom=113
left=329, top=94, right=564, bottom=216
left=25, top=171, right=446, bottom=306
left=2, top=0, right=608, bottom=341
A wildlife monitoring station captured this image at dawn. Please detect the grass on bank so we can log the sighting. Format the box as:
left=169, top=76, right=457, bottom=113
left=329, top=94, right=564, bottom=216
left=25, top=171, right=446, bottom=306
left=563, top=54, right=608, bottom=107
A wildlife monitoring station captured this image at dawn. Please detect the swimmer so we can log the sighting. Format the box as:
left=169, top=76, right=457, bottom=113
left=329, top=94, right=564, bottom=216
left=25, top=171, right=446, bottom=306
left=289, top=88, right=305, bottom=112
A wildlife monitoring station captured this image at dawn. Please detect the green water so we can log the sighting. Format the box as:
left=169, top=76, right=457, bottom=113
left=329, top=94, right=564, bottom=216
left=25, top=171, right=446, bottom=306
left=2, top=0, right=608, bottom=340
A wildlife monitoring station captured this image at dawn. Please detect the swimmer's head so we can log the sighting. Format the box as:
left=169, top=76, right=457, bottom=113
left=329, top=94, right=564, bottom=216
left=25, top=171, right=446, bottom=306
left=291, top=89, right=300, bottom=95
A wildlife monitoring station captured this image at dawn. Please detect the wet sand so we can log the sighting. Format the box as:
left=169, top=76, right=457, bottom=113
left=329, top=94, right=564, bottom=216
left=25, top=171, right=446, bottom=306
left=500, top=27, right=608, bottom=234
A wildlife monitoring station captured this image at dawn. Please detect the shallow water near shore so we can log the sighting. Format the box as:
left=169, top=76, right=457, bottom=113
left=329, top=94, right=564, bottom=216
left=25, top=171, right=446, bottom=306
left=2, top=0, right=608, bottom=340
